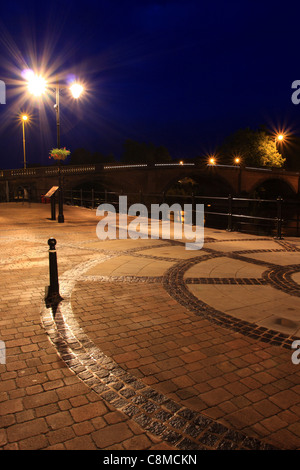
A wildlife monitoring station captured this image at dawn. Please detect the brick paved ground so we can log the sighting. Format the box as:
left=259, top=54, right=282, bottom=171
left=1, top=202, right=300, bottom=450
left=0, top=203, right=173, bottom=450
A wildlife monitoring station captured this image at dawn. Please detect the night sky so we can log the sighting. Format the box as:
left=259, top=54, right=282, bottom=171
left=0, top=0, right=300, bottom=169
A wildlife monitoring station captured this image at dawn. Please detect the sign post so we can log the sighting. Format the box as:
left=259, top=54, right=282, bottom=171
left=44, top=186, right=59, bottom=220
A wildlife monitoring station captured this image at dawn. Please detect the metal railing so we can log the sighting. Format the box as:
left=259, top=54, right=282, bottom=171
left=4, top=186, right=300, bottom=238
left=59, top=189, right=299, bottom=239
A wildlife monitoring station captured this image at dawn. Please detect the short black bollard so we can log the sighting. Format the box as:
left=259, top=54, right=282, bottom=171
left=45, top=238, right=62, bottom=304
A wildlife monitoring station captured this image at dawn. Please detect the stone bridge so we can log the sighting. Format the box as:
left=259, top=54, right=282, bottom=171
left=1, top=162, right=300, bottom=201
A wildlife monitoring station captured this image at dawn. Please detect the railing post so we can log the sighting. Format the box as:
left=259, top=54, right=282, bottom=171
left=227, top=194, right=233, bottom=231
left=191, top=192, right=196, bottom=226
left=91, top=188, right=94, bottom=209
left=80, top=188, right=83, bottom=206
left=275, top=196, right=283, bottom=239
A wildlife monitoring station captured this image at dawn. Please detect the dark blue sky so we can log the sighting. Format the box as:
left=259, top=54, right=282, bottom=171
left=0, top=0, right=300, bottom=169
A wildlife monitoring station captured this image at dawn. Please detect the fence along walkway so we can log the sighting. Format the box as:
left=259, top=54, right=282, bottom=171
left=59, top=189, right=293, bottom=239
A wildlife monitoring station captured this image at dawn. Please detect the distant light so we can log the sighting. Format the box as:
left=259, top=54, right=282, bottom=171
left=22, top=115, right=28, bottom=121
left=277, top=134, right=284, bottom=141
left=209, top=157, right=216, bottom=165
left=234, top=157, right=240, bottom=164
left=70, top=83, right=84, bottom=99
left=179, top=160, right=184, bottom=165
left=27, top=74, right=46, bottom=97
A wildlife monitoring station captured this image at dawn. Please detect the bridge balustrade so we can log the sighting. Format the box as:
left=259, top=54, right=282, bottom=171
left=1, top=162, right=299, bottom=180
left=1, top=163, right=299, bottom=237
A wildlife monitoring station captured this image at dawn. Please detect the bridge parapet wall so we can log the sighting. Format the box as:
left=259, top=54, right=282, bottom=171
left=0, top=163, right=299, bottom=198
left=241, top=167, right=300, bottom=195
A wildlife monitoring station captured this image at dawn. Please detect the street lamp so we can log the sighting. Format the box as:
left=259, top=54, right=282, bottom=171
left=53, top=80, right=84, bottom=148
left=274, top=133, right=286, bottom=162
left=21, top=115, right=28, bottom=169
left=275, top=133, right=285, bottom=149
left=26, top=73, right=46, bottom=97
left=70, top=83, right=84, bottom=99
left=26, top=72, right=84, bottom=223
left=53, top=79, right=84, bottom=223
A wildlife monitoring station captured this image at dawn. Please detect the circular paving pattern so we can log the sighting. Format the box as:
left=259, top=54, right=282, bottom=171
left=164, top=254, right=300, bottom=349
left=265, top=265, right=300, bottom=298
left=40, top=235, right=300, bottom=450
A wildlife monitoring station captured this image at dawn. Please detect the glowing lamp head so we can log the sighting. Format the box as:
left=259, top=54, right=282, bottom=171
left=70, top=83, right=84, bottom=99
left=27, top=74, right=46, bottom=97
left=234, top=157, right=240, bottom=164
left=22, top=115, right=28, bottom=121
left=209, top=157, right=216, bottom=165
left=277, top=134, right=284, bottom=141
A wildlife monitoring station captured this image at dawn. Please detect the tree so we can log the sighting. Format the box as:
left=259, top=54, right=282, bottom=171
left=69, top=148, right=93, bottom=165
left=154, top=145, right=172, bottom=163
left=69, top=148, right=116, bottom=165
left=217, top=128, right=285, bottom=168
left=121, top=139, right=172, bottom=163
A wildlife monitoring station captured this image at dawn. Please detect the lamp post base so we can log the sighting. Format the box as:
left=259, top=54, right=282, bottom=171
left=58, top=214, right=64, bottom=223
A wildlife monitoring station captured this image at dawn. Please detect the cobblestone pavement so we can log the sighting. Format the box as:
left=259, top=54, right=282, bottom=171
left=1, top=202, right=300, bottom=450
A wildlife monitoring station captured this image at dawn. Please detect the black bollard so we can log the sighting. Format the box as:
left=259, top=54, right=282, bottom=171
left=45, top=238, right=62, bottom=303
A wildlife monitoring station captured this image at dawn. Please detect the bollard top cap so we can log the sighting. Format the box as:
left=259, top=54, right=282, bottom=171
left=48, top=238, right=57, bottom=249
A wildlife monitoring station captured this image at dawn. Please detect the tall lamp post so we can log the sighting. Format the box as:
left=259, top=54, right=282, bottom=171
left=25, top=72, right=84, bottom=223
left=54, top=81, right=83, bottom=222
left=21, top=115, right=28, bottom=169
left=54, top=80, right=64, bottom=223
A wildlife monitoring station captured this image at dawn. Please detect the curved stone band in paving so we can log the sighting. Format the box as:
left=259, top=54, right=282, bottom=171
left=164, top=255, right=300, bottom=349
left=40, top=254, right=273, bottom=450
left=40, top=235, right=300, bottom=450
left=265, top=265, right=300, bottom=298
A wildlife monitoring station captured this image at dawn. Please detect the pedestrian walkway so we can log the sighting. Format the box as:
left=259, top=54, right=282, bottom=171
left=1, top=202, right=300, bottom=450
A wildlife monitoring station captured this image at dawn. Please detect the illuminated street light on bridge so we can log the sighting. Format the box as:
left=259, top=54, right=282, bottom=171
left=276, top=133, right=285, bottom=142
left=234, top=156, right=241, bottom=165
left=208, top=156, right=216, bottom=165
left=274, top=132, right=286, bottom=153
